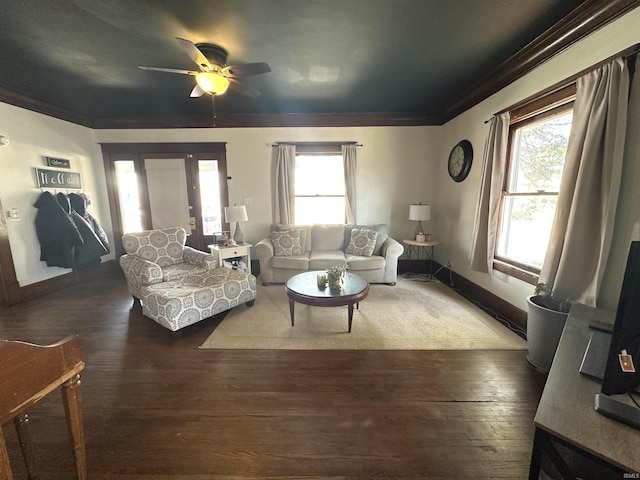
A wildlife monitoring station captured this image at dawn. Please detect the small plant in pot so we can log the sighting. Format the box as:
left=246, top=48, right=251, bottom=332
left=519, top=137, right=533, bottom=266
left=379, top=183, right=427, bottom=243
left=531, top=282, right=571, bottom=313
left=526, top=282, right=571, bottom=373
left=326, top=264, right=349, bottom=293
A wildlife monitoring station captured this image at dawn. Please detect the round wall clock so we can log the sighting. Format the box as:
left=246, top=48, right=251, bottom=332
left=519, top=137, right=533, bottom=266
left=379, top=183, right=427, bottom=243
left=447, top=139, right=473, bottom=182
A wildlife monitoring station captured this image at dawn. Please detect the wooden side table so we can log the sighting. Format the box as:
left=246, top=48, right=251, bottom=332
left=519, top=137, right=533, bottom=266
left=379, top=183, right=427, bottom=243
left=208, top=243, right=252, bottom=273
left=402, top=239, right=441, bottom=278
left=0, top=336, right=87, bottom=480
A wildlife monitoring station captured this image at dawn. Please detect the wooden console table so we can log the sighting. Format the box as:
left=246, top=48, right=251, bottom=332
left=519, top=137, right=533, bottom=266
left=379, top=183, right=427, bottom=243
left=0, top=336, right=86, bottom=480
left=529, top=303, right=640, bottom=478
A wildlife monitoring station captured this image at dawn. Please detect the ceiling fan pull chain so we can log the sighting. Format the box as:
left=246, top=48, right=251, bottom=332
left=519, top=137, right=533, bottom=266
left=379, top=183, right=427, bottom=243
left=211, top=94, right=217, bottom=127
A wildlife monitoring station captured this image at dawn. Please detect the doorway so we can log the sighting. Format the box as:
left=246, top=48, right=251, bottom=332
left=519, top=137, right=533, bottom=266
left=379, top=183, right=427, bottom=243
left=101, top=143, right=229, bottom=255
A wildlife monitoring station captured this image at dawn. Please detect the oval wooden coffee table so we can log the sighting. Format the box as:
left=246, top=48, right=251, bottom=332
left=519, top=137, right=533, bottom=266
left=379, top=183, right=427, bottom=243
left=285, top=271, right=370, bottom=333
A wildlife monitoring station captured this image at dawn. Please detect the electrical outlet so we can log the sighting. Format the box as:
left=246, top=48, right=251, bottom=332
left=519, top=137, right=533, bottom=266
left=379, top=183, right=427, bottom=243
left=6, top=208, right=20, bottom=219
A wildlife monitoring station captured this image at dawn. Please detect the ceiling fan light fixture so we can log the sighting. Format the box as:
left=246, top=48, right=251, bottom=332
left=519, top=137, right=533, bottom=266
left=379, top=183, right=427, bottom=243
left=195, top=71, right=230, bottom=95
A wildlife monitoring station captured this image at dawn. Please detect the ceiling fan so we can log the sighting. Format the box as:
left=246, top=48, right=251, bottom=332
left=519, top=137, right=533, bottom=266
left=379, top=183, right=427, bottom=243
left=139, top=37, right=271, bottom=98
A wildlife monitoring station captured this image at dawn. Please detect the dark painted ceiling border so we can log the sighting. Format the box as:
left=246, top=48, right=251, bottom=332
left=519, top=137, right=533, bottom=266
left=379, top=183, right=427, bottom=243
left=442, top=0, right=640, bottom=123
left=93, top=111, right=443, bottom=129
left=1, top=0, right=638, bottom=129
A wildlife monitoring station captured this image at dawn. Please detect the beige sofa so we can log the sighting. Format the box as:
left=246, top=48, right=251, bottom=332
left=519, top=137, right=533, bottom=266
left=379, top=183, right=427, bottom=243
left=255, top=224, right=403, bottom=285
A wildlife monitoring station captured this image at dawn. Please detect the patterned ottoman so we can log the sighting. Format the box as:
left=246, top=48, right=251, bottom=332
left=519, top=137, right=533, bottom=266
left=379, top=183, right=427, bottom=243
left=139, top=268, right=256, bottom=331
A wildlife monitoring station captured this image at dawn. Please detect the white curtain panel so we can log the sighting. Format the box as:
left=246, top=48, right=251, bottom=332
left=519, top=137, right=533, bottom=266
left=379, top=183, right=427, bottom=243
left=468, top=112, right=510, bottom=274
left=343, top=144, right=358, bottom=224
left=273, top=144, right=296, bottom=224
left=540, top=57, right=630, bottom=306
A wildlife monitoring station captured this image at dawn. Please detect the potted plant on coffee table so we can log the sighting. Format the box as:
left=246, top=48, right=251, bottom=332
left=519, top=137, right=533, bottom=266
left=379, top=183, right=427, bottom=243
left=326, top=264, right=349, bottom=293
left=526, top=283, right=571, bottom=373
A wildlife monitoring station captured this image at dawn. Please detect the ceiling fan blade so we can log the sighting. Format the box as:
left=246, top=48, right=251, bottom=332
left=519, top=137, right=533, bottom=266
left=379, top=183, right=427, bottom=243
left=190, top=84, right=205, bottom=98
left=222, top=62, right=271, bottom=77
left=228, top=78, right=261, bottom=98
left=175, top=37, right=212, bottom=71
left=138, top=65, right=196, bottom=75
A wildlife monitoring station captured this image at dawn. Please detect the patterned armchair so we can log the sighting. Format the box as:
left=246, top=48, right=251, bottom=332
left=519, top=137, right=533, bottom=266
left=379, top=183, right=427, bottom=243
left=119, top=227, right=256, bottom=331
left=119, top=227, right=216, bottom=299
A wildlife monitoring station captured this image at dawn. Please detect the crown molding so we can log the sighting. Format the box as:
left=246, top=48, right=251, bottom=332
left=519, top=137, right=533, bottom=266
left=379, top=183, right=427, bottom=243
left=91, top=111, right=442, bottom=129
left=0, top=87, right=94, bottom=128
left=442, top=0, right=640, bottom=123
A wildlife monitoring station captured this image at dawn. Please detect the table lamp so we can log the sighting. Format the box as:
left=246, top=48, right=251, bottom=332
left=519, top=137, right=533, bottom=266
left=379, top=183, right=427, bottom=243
left=224, top=205, right=248, bottom=244
left=409, top=203, right=431, bottom=238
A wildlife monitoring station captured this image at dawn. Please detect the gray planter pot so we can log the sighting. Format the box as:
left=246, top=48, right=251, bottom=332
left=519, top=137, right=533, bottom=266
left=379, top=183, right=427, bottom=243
left=526, top=295, right=570, bottom=373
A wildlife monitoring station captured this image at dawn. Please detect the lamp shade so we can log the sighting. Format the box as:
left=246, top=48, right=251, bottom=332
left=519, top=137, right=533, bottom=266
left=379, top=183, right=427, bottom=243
left=224, top=205, right=248, bottom=223
left=409, top=203, right=431, bottom=221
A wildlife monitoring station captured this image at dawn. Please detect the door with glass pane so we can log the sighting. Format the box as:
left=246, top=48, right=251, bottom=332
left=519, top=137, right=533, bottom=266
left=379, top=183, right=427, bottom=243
left=184, top=155, right=228, bottom=250
left=101, top=144, right=229, bottom=257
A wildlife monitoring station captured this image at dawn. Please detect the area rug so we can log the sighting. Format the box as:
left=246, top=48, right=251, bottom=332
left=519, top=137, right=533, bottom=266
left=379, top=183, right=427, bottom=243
left=199, top=278, right=526, bottom=350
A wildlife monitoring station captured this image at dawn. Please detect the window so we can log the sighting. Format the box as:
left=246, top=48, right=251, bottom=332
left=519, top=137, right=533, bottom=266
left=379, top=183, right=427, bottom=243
left=494, top=88, right=575, bottom=281
left=294, top=153, right=345, bottom=224
left=198, top=159, right=223, bottom=235
left=114, top=160, right=143, bottom=233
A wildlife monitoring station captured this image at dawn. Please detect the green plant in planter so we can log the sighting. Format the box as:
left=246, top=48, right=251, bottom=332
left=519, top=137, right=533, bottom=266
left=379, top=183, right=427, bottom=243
left=532, top=282, right=571, bottom=313
left=326, top=264, right=349, bottom=292
left=527, top=282, right=571, bottom=372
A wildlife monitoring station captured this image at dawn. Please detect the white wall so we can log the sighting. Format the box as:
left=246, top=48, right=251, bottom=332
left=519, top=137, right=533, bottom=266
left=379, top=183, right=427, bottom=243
left=94, top=125, right=440, bottom=249
left=0, top=103, right=114, bottom=286
left=435, top=6, right=640, bottom=311
left=0, top=114, right=440, bottom=287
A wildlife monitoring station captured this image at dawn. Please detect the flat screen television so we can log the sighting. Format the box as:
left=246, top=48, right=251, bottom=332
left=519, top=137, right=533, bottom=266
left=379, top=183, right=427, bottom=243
left=594, top=240, right=640, bottom=428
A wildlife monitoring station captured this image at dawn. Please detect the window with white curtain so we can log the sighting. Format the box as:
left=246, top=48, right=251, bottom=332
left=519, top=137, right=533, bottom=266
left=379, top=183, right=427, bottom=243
left=494, top=94, right=574, bottom=278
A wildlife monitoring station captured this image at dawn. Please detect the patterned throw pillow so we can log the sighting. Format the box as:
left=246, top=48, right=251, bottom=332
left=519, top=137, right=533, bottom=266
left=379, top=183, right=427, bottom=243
left=271, top=229, right=305, bottom=256
left=345, top=228, right=378, bottom=257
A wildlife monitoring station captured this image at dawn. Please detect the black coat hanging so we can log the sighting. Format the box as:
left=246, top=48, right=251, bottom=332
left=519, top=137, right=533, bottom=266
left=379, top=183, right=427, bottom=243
left=33, top=191, right=83, bottom=268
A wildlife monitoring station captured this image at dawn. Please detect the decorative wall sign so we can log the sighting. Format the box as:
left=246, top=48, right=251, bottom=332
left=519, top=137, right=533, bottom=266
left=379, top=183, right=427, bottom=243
left=45, top=156, right=71, bottom=168
left=35, top=168, right=82, bottom=189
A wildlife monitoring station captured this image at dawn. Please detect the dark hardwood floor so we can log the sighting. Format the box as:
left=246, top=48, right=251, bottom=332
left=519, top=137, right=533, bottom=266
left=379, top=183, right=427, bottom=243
left=0, top=270, right=546, bottom=479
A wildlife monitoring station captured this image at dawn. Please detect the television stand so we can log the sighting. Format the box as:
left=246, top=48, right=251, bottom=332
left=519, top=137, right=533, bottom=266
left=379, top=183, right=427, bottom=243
left=595, top=393, right=640, bottom=429
left=529, top=303, right=640, bottom=478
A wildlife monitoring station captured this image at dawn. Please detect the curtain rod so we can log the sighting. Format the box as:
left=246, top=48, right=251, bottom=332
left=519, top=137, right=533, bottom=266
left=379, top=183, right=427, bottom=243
left=272, top=141, right=362, bottom=146
left=488, top=42, right=640, bottom=122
